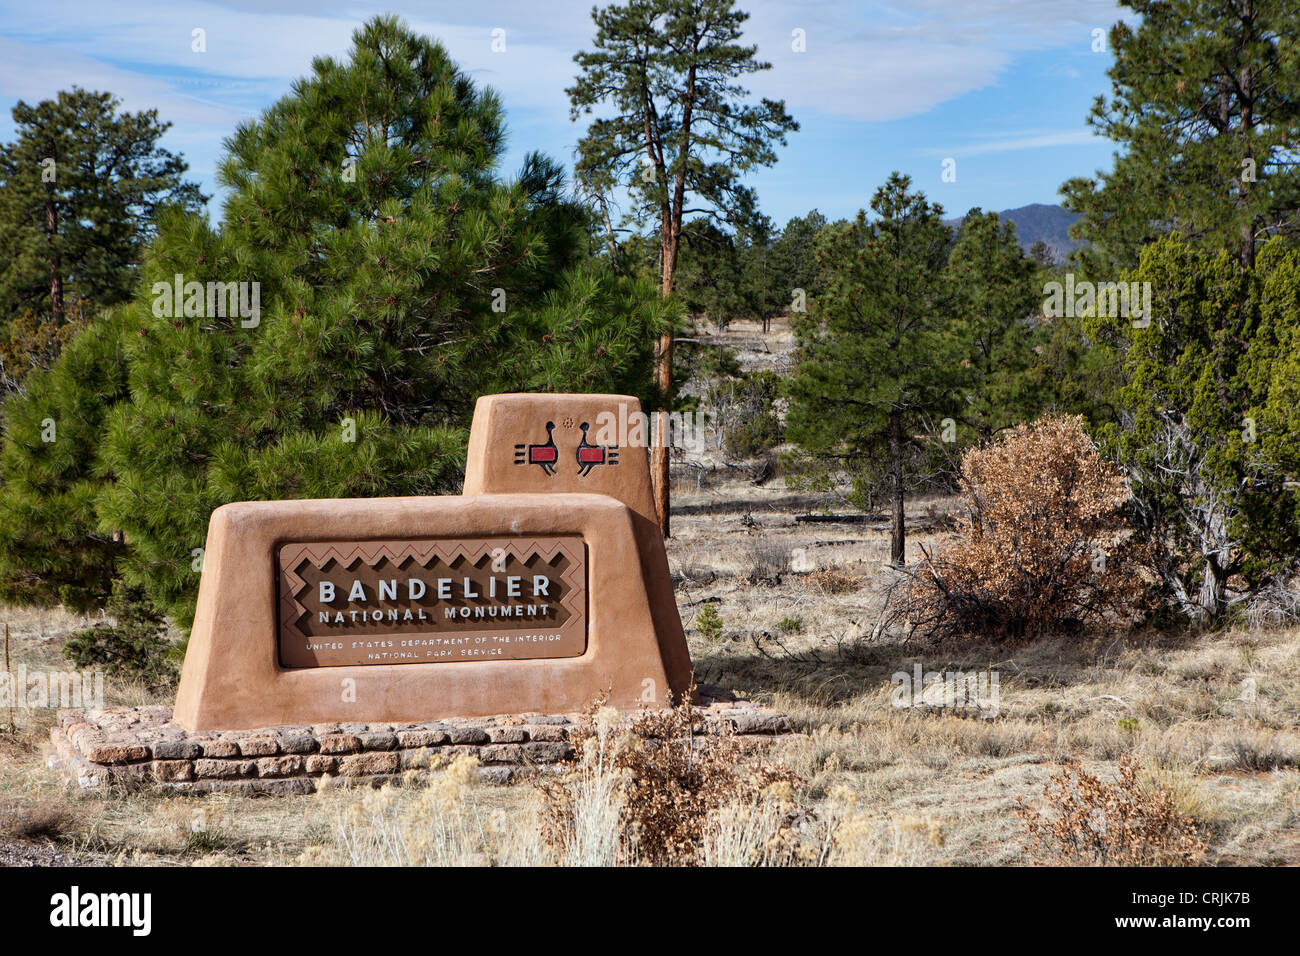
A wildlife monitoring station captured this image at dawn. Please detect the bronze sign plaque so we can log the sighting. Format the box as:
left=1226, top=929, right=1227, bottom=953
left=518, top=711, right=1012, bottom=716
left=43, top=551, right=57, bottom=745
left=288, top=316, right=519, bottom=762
left=277, top=537, right=587, bottom=668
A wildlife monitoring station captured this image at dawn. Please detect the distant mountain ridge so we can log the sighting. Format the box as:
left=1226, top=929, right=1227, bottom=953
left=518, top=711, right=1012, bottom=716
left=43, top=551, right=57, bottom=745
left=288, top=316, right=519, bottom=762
left=946, top=203, right=1083, bottom=262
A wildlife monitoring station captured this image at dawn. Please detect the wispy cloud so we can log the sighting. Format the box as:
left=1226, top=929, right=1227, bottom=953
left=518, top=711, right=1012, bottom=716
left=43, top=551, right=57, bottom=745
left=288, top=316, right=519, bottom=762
left=741, top=0, right=1125, bottom=121
left=923, top=129, right=1103, bottom=157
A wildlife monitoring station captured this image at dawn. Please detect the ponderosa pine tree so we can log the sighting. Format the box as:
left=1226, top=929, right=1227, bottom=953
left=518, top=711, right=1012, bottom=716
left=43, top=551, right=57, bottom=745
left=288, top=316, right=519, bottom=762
left=1035, top=302, right=1125, bottom=430
left=0, top=307, right=132, bottom=609
left=944, top=209, right=1045, bottom=440
left=675, top=218, right=744, bottom=329
left=84, top=16, right=672, bottom=627
left=786, top=173, right=965, bottom=566
left=734, top=212, right=781, bottom=328
left=568, top=0, right=798, bottom=534
left=0, top=88, right=204, bottom=387
left=767, top=209, right=827, bottom=331
left=1014, top=244, right=1126, bottom=430
left=1062, top=1, right=1300, bottom=271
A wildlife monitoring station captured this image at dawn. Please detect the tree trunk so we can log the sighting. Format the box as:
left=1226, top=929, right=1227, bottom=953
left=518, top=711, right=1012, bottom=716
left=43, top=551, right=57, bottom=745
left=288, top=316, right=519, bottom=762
left=597, top=192, right=619, bottom=264
left=652, top=329, right=673, bottom=537
left=1195, top=559, right=1227, bottom=622
left=889, top=409, right=905, bottom=567
left=44, top=183, right=64, bottom=327
left=649, top=56, right=696, bottom=539
left=652, top=221, right=679, bottom=538
left=1238, top=1, right=1256, bottom=271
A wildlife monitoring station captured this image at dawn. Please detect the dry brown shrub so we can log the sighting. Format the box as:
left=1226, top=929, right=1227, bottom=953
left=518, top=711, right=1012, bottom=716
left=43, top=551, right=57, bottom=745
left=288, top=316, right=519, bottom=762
left=0, top=798, right=81, bottom=842
left=537, top=694, right=803, bottom=866
left=1015, top=755, right=1206, bottom=866
left=745, top=542, right=790, bottom=586
left=901, top=415, right=1150, bottom=641
left=803, top=567, right=860, bottom=595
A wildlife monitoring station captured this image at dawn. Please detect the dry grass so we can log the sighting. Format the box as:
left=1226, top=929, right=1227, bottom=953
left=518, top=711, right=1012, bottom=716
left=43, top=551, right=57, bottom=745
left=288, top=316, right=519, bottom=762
left=0, top=797, right=81, bottom=841
left=5, top=587, right=1299, bottom=866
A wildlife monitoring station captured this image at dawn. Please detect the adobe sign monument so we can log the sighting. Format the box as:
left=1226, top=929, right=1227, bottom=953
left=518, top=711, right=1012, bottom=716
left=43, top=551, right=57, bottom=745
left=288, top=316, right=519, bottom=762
left=50, top=393, right=789, bottom=792
left=175, top=393, right=694, bottom=730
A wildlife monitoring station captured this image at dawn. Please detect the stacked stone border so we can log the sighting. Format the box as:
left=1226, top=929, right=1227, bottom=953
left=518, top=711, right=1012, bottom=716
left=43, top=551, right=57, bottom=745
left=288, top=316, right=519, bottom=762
left=49, top=695, right=794, bottom=795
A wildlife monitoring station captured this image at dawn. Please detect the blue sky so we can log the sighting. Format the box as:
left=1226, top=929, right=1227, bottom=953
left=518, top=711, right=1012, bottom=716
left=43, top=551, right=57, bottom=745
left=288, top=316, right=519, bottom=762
left=0, top=0, right=1132, bottom=227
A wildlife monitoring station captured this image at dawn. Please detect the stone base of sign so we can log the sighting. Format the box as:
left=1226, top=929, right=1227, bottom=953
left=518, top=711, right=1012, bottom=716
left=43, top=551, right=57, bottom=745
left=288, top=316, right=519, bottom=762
left=49, top=694, right=795, bottom=794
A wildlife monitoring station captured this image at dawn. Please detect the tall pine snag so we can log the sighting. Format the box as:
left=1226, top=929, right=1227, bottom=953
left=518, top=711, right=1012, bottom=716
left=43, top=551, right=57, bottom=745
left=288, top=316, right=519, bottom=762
left=568, top=0, right=798, bottom=534
left=1062, top=0, right=1300, bottom=271
left=786, top=174, right=964, bottom=567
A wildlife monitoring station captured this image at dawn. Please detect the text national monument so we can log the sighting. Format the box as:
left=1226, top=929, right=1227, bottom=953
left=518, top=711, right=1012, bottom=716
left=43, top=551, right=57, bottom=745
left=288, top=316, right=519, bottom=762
left=173, top=393, right=695, bottom=731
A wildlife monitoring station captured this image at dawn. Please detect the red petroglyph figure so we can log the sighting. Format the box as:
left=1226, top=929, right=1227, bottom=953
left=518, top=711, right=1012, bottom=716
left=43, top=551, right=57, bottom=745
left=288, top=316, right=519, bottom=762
left=514, top=421, right=559, bottom=475
left=576, top=421, right=619, bottom=476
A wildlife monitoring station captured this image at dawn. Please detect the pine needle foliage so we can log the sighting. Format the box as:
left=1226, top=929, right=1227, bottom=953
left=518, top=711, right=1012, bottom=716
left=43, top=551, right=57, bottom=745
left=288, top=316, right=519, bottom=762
left=0, top=308, right=132, bottom=610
